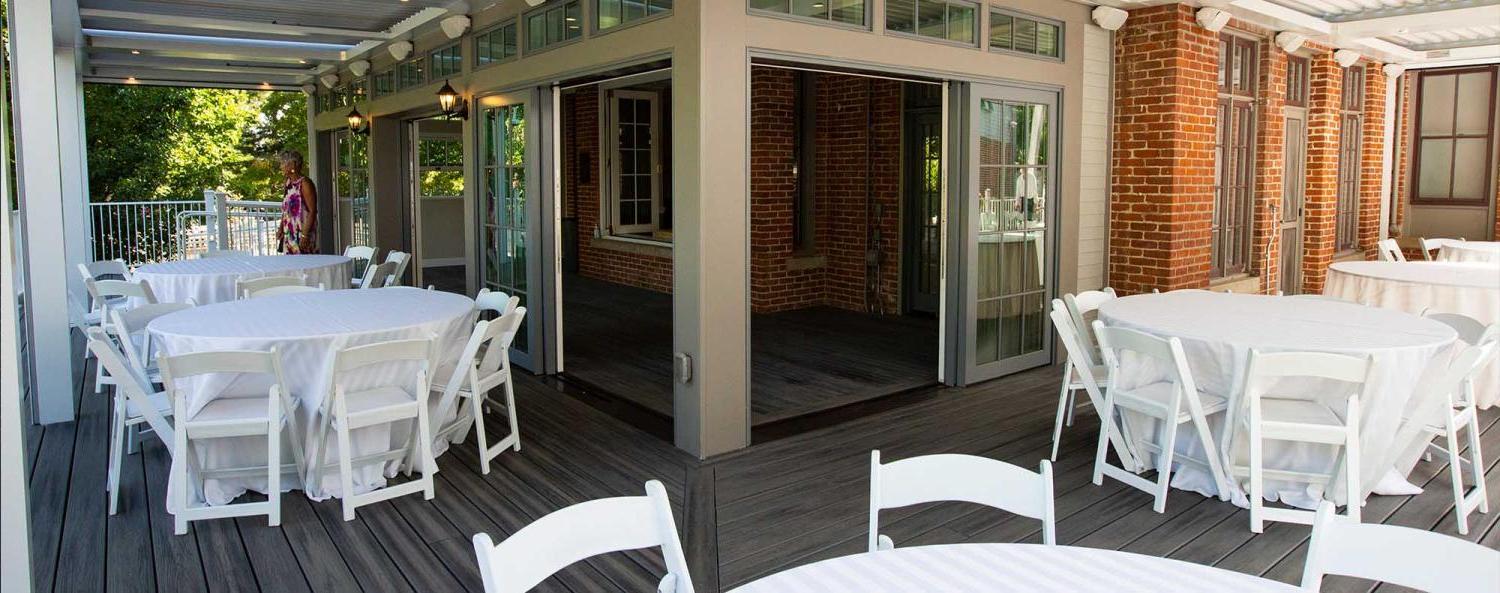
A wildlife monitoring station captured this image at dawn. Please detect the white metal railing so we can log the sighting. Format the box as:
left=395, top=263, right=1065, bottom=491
left=89, top=191, right=282, bottom=264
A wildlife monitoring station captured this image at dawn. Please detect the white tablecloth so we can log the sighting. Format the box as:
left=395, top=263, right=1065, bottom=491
left=1325, top=261, right=1500, bottom=408
left=728, top=544, right=1299, bottom=592
left=1098, top=292, right=1455, bottom=509
left=149, top=287, right=476, bottom=506
left=134, top=254, right=351, bottom=305
left=1437, top=241, right=1500, bottom=263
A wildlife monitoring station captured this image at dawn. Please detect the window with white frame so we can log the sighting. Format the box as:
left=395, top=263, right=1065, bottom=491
left=601, top=81, right=672, bottom=241
left=749, top=0, right=865, bottom=26
left=418, top=135, right=465, bottom=198
left=887, top=0, right=976, bottom=45
left=597, top=0, right=671, bottom=30
left=526, top=1, right=582, bottom=52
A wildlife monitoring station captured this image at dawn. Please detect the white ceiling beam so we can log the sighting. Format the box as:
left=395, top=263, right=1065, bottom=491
left=79, top=8, right=394, bottom=42
left=1347, top=37, right=1425, bottom=63
left=89, top=66, right=304, bottom=84
left=1332, top=5, right=1500, bottom=39
left=86, top=31, right=347, bottom=62
left=341, top=1, right=470, bottom=62
left=82, top=75, right=301, bottom=91
left=1427, top=43, right=1500, bottom=60
left=86, top=55, right=318, bottom=77
left=1219, top=0, right=1332, bottom=35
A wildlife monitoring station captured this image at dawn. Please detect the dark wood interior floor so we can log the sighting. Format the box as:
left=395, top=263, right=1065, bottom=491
left=25, top=336, right=1500, bottom=593
left=561, top=273, right=939, bottom=425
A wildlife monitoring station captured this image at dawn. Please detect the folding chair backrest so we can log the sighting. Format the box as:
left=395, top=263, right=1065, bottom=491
left=475, top=288, right=521, bottom=317
left=1092, top=321, right=1196, bottom=391
left=1424, top=311, right=1489, bottom=345
left=1063, top=288, right=1116, bottom=356
left=1377, top=238, right=1406, bottom=262
left=1419, top=237, right=1462, bottom=261
left=158, top=349, right=291, bottom=431
left=247, top=284, right=324, bottom=299
left=476, top=307, right=526, bottom=376
left=384, top=251, right=411, bottom=287
left=110, top=303, right=193, bottom=372
left=333, top=338, right=432, bottom=375
left=360, top=261, right=399, bottom=289
left=94, top=279, right=157, bottom=303
left=1049, top=301, right=1099, bottom=374
left=869, top=451, right=1054, bottom=549
left=237, top=275, right=305, bottom=299
left=1241, top=350, right=1373, bottom=417
left=344, top=245, right=377, bottom=278
left=85, top=328, right=174, bottom=452
left=1301, top=501, right=1500, bottom=593
left=78, top=259, right=129, bottom=282
left=472, top=480, right=693, bottom=593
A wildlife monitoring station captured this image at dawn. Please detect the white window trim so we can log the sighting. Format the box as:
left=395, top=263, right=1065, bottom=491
left=417, top=132, right=464, bottom=199
left=603, top=88, right=662, bottom=237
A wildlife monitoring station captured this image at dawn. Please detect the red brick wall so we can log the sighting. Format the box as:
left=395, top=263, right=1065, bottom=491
left=1394, top=74, right=1411, bottom=230
left=564, top=90, right=674, bottom=293
left=1108, top=4, right=1218, bottom=295
left=748, top=67, right=903, bottom=314
left=1359, top=64, right=1388, bottom=257
left=1298, top=49, right=1343, bottom=295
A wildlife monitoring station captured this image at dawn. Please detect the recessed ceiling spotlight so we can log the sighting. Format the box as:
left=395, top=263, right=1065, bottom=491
left=126, top=77, right=138, bottom=83
left=130, top=50, right=140, bottom=54
left=298, top=59, right=308, bottom=64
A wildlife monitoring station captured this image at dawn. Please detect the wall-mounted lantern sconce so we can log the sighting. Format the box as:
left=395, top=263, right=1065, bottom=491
left=437, top=80, right=468, bottom=120
left=347, top=106, right=370, bottom=135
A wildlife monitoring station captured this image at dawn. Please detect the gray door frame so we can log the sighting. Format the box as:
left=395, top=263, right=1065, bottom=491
left=953, top=82, right=1061, bottom=385
left=1281, top=107, right=1307, bottom=294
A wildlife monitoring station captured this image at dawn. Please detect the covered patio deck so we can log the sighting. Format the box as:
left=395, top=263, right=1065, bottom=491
left=26, top=347, right=1500, bottom=592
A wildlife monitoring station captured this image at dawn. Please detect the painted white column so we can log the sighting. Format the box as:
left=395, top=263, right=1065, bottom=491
left=10, top=0, right=79, bottom=423
left=55, top=46, right=92, bottom=308
left=0, top=28, right=36, bottom=592
left=1379, top=64, right=1405, bottom=240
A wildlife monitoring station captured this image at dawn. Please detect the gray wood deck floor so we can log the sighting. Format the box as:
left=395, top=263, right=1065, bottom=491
left=25, top=345, right=1500, bottom=593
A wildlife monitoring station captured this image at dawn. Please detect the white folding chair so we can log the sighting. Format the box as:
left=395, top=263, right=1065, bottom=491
left=1377, top=238, right=1406, bottom=262
left=109, top=303, right=193, bottom=459
left=868, top=450, right=1055, bottom=550
left=306, top=338, right=436, bottom=521
left=382, top=251, right=412, bottom=287
left=1422, top=312, right=1500, bottom=409
left=1418, top=237, right=1464, bottom=261
left=475, top=287, right=520, bottom=317
left=200, top=249, right=251, bottom=258
left=471, top=480, right=694, bottom=593
left=235, top=275, right=306, bottom=299
left=158, top=348, right=303, bottom=534
left=1301, top=500, right=1500, bottom=593
left=345, top=245, right=377, bottom=287
left=86, top=327, right=175, bottom=516
left=91, top=279, right=159, bottom=394
left=77, top=259, right=130, bottom=327
left=246, top=283, right=326, bottom=299
left=1091, top=321, right=1230, bottom=513
left=1413, top=344, right=1493, bottom=534
left=1048, top=300, right=1126, bottom=464
left=1228, top=349, right=1372, bottom=532
left=432, top=307, right=527, bottom=475
left=358, top=260, right=399, bottom=289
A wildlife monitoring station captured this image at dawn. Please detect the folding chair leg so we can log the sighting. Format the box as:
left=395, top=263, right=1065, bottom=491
left=1343, top=401, right=1361, bottom=523
left=416, top=406, right=435, bottom=501
left=503, top=379, right=520, bottom=453
left=337, top=422, right=357, bottom=522
left=108, top=404, right=126, bottom=515
left=1465, top=411, right=1488, bottom=514
left=1153, top=416, right=1181, bottom=514
left=267, top=413, right=282, bottom=528
left=1051, top=371, right=1071, bottom=463
left=1092, top=396, right=1116, bottom=487
left=1447, top=428, right=1469, bottom=535
left=1249, top=430, right=1265, bottom=533
left=469, top=393, right=492, bottom=475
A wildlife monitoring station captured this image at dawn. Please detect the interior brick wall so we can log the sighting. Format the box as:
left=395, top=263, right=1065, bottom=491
left=1298, top=49, right=1343, bottom=295
left=1394, top=75, right=1411, bottom=231
left=748, top=67, right=902, bottom=314
left=1253, top=29, right=1287, bottom=295
left=1359, top=64, right=1388, bottom=258
left=564, top=90, right=674, bottom=294
left=1108, top=4, right=1218, bottom=295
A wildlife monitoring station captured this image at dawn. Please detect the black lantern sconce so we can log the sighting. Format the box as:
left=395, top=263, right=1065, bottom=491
left=346, top=106, right=370, bottom=135
left=436, top=80, right=468, bottom=120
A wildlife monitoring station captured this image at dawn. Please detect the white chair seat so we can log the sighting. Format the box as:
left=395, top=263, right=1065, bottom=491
left=1116, top=382, right=1227, bottom=420
left=124, top=391, right=173, bottom=419
left=336, top=386, right=419, bottom=428
left=190, top=397, right=274, bottom=424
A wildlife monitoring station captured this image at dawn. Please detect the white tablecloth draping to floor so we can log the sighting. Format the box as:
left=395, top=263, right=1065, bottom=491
left=133, top=254, right=351, bottom=305
left=1437, top=241, right=1500, bottom=263
left=727, top=543, right=1300, bottom=592
left=1325, top=260, right=1500, bottom=408
left=1098, top=291, right=1455, bottom=509
left=149, top=287, right=476, bottom=507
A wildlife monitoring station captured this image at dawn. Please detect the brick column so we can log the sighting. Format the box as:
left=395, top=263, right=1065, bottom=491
left=1253, top=45, right=1287, bottom=294
left=1108, top=4, right=1218, bottom=295
left=1300, top=49, right=1343, bottom=294
left=1393, top=75, right=1411, bottom=232
left=1359, top=63, right=1387, bottom=255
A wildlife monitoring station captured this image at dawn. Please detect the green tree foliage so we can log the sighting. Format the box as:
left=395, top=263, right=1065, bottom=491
left=83, top=84, right=306, bottom=203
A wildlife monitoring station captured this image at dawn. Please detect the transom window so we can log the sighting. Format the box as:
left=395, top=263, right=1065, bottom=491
left=428, top=44, right=462, bottom=80
left=597, top=0, right=672, bottom=30
left=373, top=70, right=396, bottom=96
left=749, top=0, right=866, bottom=26
left=526, top=1, right=582, bottom=52
left=397, top=60, right=425, bottom=90
left=989, top=9, right=1061, bottom=59
left=1286, top=56, right=1309, bottom=107
left=475, top=21, right=518, bottom=67
left=1411, top=66, right=1496, bottom=205
left=1336, top=65, right=1364, bottom=252
left=887, top=0, right=976, bottom=45
left=418, top=135, right=465, bottom=198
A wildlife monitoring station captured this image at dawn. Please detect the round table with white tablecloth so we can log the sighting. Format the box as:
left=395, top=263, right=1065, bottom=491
left=1324, top=260, right=1500, bottom=408
left=1437, top=241, right=1500, bottom=263
left=133, top=254, right=351, bottom=305
left=727, top=543, right=1300, bottom=592
left=1097, top=291, right=1456, bottom=509
left=148, top=287, right=476, bottom=507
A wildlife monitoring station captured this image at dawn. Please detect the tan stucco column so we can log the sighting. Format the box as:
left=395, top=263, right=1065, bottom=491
left=673, top=0, right=750, bottom=457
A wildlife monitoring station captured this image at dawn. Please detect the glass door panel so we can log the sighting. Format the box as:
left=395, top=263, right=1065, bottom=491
left=965, top=85, right=1056, bottom=383
left=480, top=93, right=540, bottom=369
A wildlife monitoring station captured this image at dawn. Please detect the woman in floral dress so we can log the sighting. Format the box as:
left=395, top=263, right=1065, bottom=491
left=276, top=150, right=318, bottom=254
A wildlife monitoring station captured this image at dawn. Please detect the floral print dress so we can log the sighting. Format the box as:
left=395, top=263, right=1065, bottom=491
left=279, top=176, right=316, bottom=254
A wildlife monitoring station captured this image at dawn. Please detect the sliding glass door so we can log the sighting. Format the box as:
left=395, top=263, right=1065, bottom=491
left=479, top=91, right=542, bottom=370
